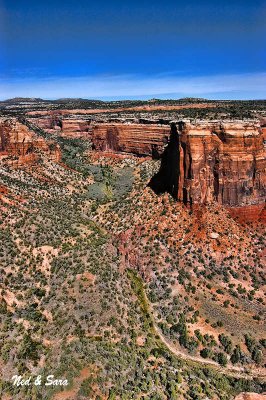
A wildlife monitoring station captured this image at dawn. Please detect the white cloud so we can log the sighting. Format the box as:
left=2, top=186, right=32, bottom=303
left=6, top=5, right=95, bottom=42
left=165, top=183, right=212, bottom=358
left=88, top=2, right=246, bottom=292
left=0, top=72, right=265, bottom=100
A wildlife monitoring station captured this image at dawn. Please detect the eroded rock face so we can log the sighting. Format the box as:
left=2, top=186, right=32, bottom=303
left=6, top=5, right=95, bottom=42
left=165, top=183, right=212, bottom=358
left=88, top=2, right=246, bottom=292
left=31, top=118, right=170, bottom=155
left=91, top=123, right=170, bottom=157
left=30, top=116, right=92, bottom=138
left=0, top=118, right=61, bottom=166
left=178, top=120, right=266, bottom=208
left=60, top=119, right=92, bottom=138
left=148, top=120, right=265, bottom=215
left=30, top=116, right=265, bottom=213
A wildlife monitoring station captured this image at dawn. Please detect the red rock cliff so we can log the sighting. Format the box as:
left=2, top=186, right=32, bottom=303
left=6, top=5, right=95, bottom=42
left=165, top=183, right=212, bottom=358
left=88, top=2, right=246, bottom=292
left=0, top=118, right=61, bottom=166
left=91, top=122, right=170, bottom=156
left=178, top=120, right=265, bottom=208
left=30, top=117, right=170, bottom=154
left=30, top=116, right=92, bottom=138
left=29, top=116, right=265, bottom=212
left=148, top=120, right=265, bottom=213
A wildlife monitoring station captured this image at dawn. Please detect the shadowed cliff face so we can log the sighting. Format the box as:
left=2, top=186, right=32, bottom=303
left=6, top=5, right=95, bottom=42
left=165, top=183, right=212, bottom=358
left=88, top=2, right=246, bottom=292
left=148, top=123, right=180, bottom=199
left=106, top=127, right=119, bottom=151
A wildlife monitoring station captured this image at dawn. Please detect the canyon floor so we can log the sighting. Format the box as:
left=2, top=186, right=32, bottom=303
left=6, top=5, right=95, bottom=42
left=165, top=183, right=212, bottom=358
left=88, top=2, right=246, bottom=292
left=0, top=98, right=265, bottom=400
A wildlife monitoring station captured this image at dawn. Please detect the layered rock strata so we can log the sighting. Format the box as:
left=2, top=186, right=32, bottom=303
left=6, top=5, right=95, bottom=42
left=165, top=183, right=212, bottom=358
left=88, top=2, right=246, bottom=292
left=177, top=120, right=265, bottom=208
left=146, top=120, right=265, bottom=210
left=30, top=116, right=265, bottom=212
left=0, top=118, right=61, bottom=166
left=30, top=116, right=92, bottom=138
left=91, top=123, right=170, bottom=156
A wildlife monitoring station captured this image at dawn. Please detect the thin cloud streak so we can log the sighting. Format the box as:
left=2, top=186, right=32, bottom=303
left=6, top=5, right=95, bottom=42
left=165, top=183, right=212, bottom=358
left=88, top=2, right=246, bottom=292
left=0, top=72, right=265, bottom=100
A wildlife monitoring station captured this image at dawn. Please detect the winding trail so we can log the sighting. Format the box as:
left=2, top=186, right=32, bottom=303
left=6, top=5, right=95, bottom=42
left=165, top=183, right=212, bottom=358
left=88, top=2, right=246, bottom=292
left=133, top=270, right=266, bottom=381
left=153, top=322, right=266, bottom=380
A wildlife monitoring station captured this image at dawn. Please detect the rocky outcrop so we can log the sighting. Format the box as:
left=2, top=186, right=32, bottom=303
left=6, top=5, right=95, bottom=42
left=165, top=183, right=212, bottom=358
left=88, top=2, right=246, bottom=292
left=60, top=119, right=92, bottom=138
left=29, top=116, right=265, bottom=213
left=30, top=116, right=92, bottom=138
left=30, top=118, right=170, bottom=155
left=229, top=204, right=266, bottom=223
left=149, top=120, right=265, bottom=213
left=179, top=120, right=265, bottom=207
left=0, top=118, right=61, bottom=166
left=91, top=123, right=170, bottom=157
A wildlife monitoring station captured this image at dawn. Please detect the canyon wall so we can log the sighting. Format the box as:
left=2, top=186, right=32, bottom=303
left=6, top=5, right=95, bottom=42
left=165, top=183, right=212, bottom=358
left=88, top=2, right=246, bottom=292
left=89, top=119, right=265, bottom=211
left=178, top=121, right=265, bottom=208
left=0, top=118, right=61, bottom=166
left=30, top=117, right=170, bottom=155
left=91, top=122, right=170, bottom=156
left=29, top=116, right=266, bottom=213
left=30, top=116, right=92, bottom=138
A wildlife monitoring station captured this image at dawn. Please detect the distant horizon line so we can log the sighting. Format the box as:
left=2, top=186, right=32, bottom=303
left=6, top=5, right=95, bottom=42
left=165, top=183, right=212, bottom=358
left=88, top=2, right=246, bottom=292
left=1, top=96, right=266, bottom=102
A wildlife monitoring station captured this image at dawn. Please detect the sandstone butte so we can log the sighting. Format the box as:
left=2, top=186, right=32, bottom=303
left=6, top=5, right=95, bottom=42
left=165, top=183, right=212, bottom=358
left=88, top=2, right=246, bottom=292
left=27, top=114, right=266, bottom=221
left=0, top=118, right=61, bottom=167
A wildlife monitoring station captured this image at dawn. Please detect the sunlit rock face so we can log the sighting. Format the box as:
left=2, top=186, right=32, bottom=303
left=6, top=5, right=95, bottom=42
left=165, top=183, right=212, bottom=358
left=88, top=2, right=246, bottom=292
left=30, top=115, right=266, bottom=216
left=0, top=118, right=61, bottom=166
left=30, top=114, right=171, bottom=155
left=30, top=116, right=92, bottom=138
left=90, top=122, right=171, bottom=156
left=178, top=120, right=265, bottom=208
left=149, top=120, right=265, bottom=216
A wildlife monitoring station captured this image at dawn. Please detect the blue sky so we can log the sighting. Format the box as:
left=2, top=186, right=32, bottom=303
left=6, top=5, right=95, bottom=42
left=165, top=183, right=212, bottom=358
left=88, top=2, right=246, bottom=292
left=0, top=0, right=265, bottom=100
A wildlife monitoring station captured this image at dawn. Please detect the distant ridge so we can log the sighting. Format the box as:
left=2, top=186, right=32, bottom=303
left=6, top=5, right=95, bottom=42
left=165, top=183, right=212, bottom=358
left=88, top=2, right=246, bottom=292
left=3, top=97, right=46, bottom=103
left=178, top=97, right=209, bottom=102
left=1, top=97, right=104, bottom=104
left=2, top=96, right=211, bottom=104
left=54, top=98, right=104, bottom=103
